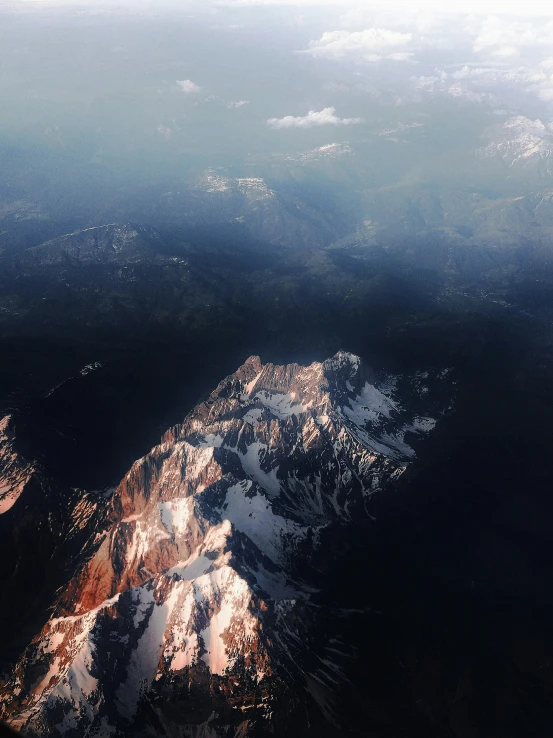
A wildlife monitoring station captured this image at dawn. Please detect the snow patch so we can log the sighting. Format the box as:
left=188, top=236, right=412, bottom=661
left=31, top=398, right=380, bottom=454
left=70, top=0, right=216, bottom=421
left=116, top=588, right=172, bottom=719
left=253, top=390, right=310, bottom=418
left=158, top=498, right=194, bottom=537
left=344, top=381, right=397, bottom=423
left=222, top=481, right=304, bottom=563
left=238, top=441, right=280, bottom=496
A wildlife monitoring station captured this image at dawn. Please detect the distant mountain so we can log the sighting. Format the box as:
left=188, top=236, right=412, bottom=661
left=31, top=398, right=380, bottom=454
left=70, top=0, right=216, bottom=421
left=0, top=223, right=232, bottom=332
left=478, top=115, right=553, bottom=179
left=155, top=172, right=348, bottom=250
left=0, top=351, right=451, bottom=737
left=18, top=224, right=170, bottom=268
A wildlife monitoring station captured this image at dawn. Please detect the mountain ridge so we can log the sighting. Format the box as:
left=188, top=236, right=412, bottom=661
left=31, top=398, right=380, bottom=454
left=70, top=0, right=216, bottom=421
left=0, top=350, right=452, bottom=737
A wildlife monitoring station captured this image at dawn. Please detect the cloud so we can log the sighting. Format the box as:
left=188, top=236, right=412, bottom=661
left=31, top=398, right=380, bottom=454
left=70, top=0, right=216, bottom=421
left=409, top=58, right=553, bottom=108
left=267, top=107, right=362, bottom=129
left=305, top=28, right=413, bottom=62
left=176, top=79, right=201, bottom=93
left=472, top=16, right=553, bottom=58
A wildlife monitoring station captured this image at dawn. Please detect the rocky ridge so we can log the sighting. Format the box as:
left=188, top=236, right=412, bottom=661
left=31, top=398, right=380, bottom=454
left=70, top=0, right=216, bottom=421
left=478, top=115, right=553, bottom=176
left=0, top=414, right=36, bottom=514
left=0, top=351, right=452, bottom=737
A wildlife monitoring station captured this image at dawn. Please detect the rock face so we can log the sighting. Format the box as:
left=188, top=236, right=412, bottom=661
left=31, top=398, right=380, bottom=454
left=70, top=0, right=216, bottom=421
left=0, top=414, right=36, bottom=514
left=0, top=352, right=451, bottom=737
left=0, top=405, right=109, bottom=673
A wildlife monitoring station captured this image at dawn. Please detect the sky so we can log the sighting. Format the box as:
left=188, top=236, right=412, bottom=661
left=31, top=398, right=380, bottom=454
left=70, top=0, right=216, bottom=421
left=190, top=0, right=553, bottom=16
left=9, top=0, right=553, bottom=14
left=227, top=0, right=551, bottom=9
left=5, top=0, right=553, bottom=155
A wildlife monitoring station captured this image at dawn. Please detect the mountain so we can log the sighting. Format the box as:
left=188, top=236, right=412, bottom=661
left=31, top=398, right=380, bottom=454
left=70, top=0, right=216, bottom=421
left=129, top=172, right=348, bottom=252
left=0, top=351, right=452, bottom=737
left=0, top=414, right=35, bottom=514
left=0, top=223, right=233, bottom=334
left=478, top=115, right=553, bottom=180
left=17, top=224, right=171, bottom=268
left=0, top=398, right=110, bottom=672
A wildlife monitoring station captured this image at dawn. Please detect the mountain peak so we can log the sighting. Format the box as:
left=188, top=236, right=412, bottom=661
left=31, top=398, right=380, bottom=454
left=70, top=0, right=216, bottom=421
left=1, top=352, right=453, bottom=737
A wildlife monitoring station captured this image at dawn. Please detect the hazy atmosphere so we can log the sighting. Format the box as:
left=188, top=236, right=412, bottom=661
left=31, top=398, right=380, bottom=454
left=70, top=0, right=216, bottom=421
left=1, top=2, right=553, bottom=737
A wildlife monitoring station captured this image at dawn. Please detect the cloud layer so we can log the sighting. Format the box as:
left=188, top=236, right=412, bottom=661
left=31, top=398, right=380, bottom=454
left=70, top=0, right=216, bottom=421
left=305, top=28, right=413, bottom=62
left=267, top=107, right=362, bottom=129
left=296, top=6, right=553, bottom=112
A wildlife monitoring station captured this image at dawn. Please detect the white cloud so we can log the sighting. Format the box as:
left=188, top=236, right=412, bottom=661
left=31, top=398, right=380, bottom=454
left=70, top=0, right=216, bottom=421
left=176, top=79, right=201, bottom=93
left=410, top=59, right=553, bottom=108
left=472, top=17, right=553, bottom=57
left=305, top=28, right=413, bottom=62
left=267, top=107, right=362, bottom=129
left=304, top=9, right=553, bottom=110
left=451, top=66, right=498, bottom=80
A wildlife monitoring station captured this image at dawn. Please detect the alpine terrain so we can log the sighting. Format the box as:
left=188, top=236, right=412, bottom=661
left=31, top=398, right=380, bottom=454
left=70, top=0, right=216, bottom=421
left=0, top=351, right=451, bottom=737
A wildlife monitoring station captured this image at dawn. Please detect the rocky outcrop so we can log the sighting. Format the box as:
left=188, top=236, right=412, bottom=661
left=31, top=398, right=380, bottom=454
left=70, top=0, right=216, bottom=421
left=0, top=401, right=109, bottom=672
left=0, top=414, right=35, bottom=514
left=0, top=352, right=452, bottom=737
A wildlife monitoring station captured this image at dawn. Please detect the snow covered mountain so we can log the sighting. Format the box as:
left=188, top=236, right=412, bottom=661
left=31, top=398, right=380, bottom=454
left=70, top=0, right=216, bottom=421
left=478, top=116, right=553, bottom=177
left=0, top=352, right=452, bottom=737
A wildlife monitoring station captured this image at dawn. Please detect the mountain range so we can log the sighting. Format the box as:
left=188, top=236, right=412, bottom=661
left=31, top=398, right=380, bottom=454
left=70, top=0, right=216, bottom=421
left=0, top=351, right=452, bottom=737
